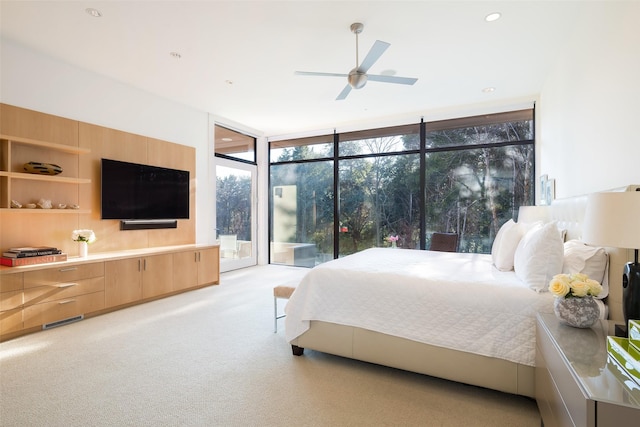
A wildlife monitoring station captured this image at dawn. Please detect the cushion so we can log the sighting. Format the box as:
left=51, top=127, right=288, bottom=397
left=562, top=240, right=609, bottom=299
left=514, top=221, right=564, bottom=292
left=491, top=220, right=523, bottom=271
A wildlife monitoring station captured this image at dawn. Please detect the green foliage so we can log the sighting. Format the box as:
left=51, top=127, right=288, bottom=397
left=216, top=174, right=251, bottom=240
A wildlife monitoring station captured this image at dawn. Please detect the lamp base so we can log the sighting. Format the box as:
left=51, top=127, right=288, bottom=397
left=622, top=262, right=640, bottom=324
left=615, top=323, right=628, bottom=338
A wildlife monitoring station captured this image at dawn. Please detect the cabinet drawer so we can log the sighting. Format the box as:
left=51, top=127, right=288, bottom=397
left=1, top=290, right=23, bottom=311
left=537, top=325, right=590, bottom=427
left=23, top=291, right=104, bottom=328
left=0, top=273, right=23, bottom=292
left=23, top=277, right=104, bottom=306
left=23, top=262, right=104, bottom=288
left=0, top=307, right=23, bottom=334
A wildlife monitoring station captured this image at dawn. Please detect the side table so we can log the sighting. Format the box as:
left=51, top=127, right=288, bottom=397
left=536, top=313, right=640, bottom=426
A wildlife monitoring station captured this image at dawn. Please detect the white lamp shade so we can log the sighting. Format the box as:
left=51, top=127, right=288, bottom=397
left=582, top=192, right=640, bottom=249
left=517, top=205, right=550, bottom=223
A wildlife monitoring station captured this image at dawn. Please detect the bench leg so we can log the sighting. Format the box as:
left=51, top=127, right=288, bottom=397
left=274, top=297, right=278, bottom=333
left=292, top=345, right=304, bottom=356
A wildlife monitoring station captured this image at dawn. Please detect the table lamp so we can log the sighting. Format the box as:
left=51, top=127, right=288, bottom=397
left=582, top=191, right=640, bottom=331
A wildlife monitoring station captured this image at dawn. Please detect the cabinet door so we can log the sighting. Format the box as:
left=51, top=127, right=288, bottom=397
left=198, top=247, right=220, bottom=285
left=173, top=251, right=199, bottom=291
left=105, top=258, right=143, bottom=308
left=142, top=254, right=173, bottom=299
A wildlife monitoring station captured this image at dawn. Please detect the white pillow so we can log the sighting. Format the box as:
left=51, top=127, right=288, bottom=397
left=514, top=221, right=564, bottom=292
left=562, top=240, right=609, bottom=299
left=491, top=219, right=523, bottom=271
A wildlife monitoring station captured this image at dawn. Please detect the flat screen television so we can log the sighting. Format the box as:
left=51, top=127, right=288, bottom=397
left=101, top=158, right=190, bottom=221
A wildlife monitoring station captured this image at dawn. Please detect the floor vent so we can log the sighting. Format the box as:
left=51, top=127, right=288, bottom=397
left=42, top=315, right=84, bottom=330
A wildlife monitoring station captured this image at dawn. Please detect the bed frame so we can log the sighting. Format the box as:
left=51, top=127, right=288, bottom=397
left=290, top=194, right=630, bottom=398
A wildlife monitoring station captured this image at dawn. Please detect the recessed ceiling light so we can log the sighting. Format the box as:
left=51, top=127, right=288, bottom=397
left=482, top=87, right=496, bottom=93
left=169, top=52, right=182, bottom=59
left=221, top=138, right=233, bottom=142
left=225, top=80, right=234, bottom=85
left=485, top=12, right=501, bottom=22
left=85, top=8, right=102, bottom=18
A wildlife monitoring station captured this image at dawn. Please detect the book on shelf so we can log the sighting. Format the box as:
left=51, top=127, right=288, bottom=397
left=3, top=248, right=62, bottom=258
left=0, top=253, right=67, bottom=267
left=7, top=246, right=59, bottom=253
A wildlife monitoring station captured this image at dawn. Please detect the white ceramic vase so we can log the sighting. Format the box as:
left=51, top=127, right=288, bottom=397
left=79, top=241, right=88, bottom=258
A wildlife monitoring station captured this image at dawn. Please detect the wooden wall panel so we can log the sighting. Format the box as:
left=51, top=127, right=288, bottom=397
left=1, top=104, right=197, bottom=257
left=147, top=137, right=196, bottom=247
left=1, top=104, right=78, bottom=147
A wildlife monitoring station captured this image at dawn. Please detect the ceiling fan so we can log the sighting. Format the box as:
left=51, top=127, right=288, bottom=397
left=295, top=22, right=418, bottom=100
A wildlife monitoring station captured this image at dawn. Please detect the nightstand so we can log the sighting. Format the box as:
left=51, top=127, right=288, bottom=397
left=536, top=313, right=640, bottom=427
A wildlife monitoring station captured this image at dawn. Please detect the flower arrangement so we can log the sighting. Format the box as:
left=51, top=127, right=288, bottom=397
left=72, top=229, right=96, bottom=244
left=387, top=235, right=399, bottom=243
left=548, top=273, right=603, bottom=298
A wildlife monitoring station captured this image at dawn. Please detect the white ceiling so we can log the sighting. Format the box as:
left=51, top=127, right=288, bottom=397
left=0, top=1, right=588, bottom=138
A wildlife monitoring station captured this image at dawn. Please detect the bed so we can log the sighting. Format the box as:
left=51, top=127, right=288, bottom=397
left=285, top=194, right=624, bottom=398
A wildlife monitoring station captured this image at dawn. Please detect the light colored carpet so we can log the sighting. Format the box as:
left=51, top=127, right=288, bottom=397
left=0, top=265, right=540, bottom=426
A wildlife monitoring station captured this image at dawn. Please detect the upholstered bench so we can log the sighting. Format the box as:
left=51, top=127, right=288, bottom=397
left=273, top=282, right=298, bottom=332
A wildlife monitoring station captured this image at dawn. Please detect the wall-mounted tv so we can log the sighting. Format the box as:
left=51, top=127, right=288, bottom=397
left=101, top=158, right=190, bottom=222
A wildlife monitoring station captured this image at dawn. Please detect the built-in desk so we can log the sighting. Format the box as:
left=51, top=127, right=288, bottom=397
left=536, top=313, right=640, bottom=426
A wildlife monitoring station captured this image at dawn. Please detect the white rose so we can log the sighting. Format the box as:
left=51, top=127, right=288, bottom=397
left=570, top=280, right=591, bottom=297
left=549, top=276, right=571, bottom=297
left=586, top=279, right=602, bottom=297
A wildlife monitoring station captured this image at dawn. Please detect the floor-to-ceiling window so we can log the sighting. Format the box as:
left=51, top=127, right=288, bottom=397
left=269, top=109, right=534, bottom=266
left=424, top=110, right=535, bottom=252
left=269, top=136, right=335, bottom=266
left=215, top=125, right=257, bottom=272
left=338, top=125, right=421, bottom=254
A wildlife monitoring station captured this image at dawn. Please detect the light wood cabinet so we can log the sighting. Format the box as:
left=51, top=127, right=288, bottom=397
left=105, top=257, right=143, bottom=308
left=197, top=247, right=220, bottom=286
left=0, top=273, right=24, bottom=334
left=141, top=254, right=173, bottom=299
left=21, top=262, right=105, bottom=329
left=173, top=246, right=220, bottom=291
left=105, top=254, right=174, bottom=307
left=1, top=246, right=218, bottom=341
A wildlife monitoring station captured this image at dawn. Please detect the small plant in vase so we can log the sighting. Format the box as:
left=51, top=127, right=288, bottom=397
left=387, top=235, right=399, bottom=248
left=72, top=229, right=96, bottom=258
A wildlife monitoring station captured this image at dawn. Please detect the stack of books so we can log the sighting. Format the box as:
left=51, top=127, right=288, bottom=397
left=1, top=246, right=67, bottom=266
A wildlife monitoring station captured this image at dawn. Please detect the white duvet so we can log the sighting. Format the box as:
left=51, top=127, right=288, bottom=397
left=285, top=248, right=557, bottom=367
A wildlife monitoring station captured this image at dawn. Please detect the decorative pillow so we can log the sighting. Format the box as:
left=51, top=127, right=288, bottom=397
left=562, top=240, right=609, bottom=299
left=491, top=219, right=523, bottom=271
left=514, top=221, right=564, bottom=292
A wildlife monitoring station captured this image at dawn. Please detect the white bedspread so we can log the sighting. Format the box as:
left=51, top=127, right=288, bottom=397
left=285, top=248, right=557, bottom=367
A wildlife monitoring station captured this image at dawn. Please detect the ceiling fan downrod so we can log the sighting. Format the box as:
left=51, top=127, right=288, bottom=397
left=348, top=22, right=367, bottom=89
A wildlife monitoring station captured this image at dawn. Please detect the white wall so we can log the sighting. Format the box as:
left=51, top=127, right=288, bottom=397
left=538, top=2, right=640, bottom=198
left=1, top=38, right=216, bottom=245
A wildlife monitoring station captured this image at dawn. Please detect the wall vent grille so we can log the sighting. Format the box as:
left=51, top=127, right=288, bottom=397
left=42, top=315, right=84, bottom=330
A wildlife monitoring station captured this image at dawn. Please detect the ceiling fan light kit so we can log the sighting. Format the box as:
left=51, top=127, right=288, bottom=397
left=295, top=22, right=418, bottom=100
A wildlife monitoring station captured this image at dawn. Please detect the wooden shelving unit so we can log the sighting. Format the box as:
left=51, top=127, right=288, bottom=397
left=0, top=134, right=91, bottom=212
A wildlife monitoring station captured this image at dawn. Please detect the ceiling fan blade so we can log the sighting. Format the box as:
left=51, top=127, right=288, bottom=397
left=367, top=75, right=418, bottom=85
left=358, top=40, right=390, bottom=73
left=295, top=71, right=348, bottom=78
left=336, top=84, right=352, bottom=101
